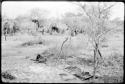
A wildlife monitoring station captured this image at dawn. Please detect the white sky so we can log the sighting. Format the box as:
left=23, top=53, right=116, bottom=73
left=2, top=1, right=124, bottom=20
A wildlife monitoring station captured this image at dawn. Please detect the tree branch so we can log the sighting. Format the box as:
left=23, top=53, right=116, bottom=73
left=60, top=37, right=69, bottom=51
left=57, top=37, right=69, bottom=60
left=100, top=3, right=117, bottom=14
left=72, top=2, right=93, bottom=25
left=98, top=27, right=117, bottom=41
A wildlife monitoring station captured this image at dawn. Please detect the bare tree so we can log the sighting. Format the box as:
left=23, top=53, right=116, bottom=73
left=30, top=8, right=49, bottom=32
left=56, top=12, right=87, bottom=64
left=56, top=13, right=82, bottom=64
left=62, top=12, right=86, bottom=36
left=73, top=2, right=117, bottom=81
left=3, top=22, right=9, bottom=41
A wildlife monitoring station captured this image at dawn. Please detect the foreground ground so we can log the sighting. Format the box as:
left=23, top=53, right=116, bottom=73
left=1, top=32, right=124, bottom=83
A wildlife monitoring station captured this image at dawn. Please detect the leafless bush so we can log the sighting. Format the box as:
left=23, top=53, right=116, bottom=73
left=20, top=39, right=44, bottom=47
left=2, top=71, right=16, bottom=81
left=74, top=2, right=117, bottom=81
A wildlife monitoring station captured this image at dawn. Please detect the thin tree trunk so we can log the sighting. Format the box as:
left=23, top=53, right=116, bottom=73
left=93, top=47, right=97, bottom=81
left=5, top=35, right=6, bottom=41
left=98, top=49, right=102, bottom=58
left=92, top=42, right=103, bottom=82
left=4, top=31, right=7, bottom=41
left=93, top=42, right=99, bottom=82
left=56, top=37, right=69, bottom=65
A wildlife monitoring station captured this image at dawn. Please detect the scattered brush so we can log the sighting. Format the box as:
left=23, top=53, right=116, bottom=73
left=102, top=75, right=123, bottom=83
left=100, top=52, right=123, bottom=68
left=73, top=71, right=99, bottom=81
left=63, top=66, right=100, bottom=81
left=20, top=40, right=44, bottom=47
left=101, top=45, right=109, bottom=48
left=76, top=57, right=94, bottom=66
left=64, top=66, right=82, bottom=75
left=2, top=71, right=16, bottom=80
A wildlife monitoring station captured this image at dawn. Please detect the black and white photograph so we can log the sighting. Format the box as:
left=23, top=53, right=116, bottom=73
left=1, top=1, right=124, bottom=83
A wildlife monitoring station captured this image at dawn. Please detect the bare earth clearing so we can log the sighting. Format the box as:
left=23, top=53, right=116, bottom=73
left=2, top=32, right=123, bottom=83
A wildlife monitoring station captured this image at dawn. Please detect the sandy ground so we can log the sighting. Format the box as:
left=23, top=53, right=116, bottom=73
left=1, top=32, right=124, bottom=83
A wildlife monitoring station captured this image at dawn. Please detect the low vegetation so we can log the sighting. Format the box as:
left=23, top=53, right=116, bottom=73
left=2, top=2, right=123, bottom=83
